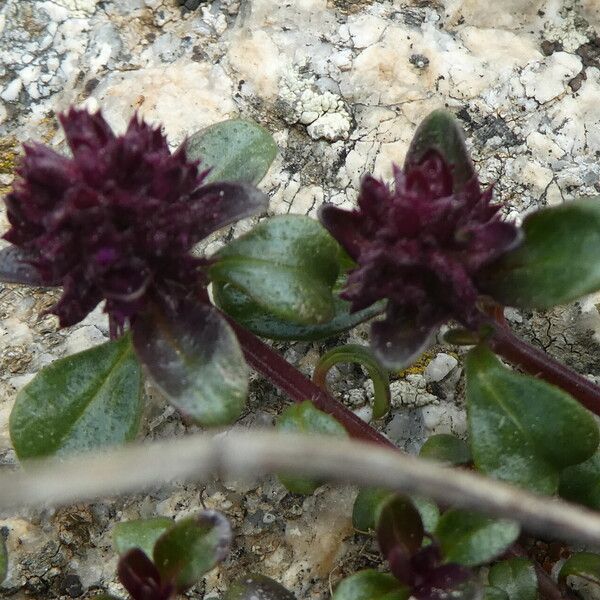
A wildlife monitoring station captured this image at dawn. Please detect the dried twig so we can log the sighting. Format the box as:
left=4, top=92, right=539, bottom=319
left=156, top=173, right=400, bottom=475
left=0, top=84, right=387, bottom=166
left=1, top=430, right=599, bottom=548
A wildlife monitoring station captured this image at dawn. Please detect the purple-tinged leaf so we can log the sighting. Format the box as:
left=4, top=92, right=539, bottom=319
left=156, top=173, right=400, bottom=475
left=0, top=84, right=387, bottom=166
left=377, top=496, right=424, bottom=584
left=413, top=565, right=476, bottom=600
left=153, top=511, right=232, bottom=593
left=191, top=181, right=268, bottom=240
left=117, top=548, right=172, bottom=600
left=371, top=309, right=439, bottom=371
left=0, top=246, right=58, bottom=286
left=404, top=110, right=475, bottom=194
left=224, top=575, right=297, bottom=600
left=132, top=299, right=248, bottom=426
left=318, top=205, right=366, bottom=262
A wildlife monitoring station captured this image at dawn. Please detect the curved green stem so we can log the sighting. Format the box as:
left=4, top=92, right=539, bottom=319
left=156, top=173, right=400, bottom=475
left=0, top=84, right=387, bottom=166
left=313, top=344, right=391, bottom=419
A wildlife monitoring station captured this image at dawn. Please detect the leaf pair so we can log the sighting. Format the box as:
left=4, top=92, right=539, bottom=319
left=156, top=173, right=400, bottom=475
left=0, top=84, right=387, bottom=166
left=9, top=302, right=248, bottom=460
left=111, top=511, right=231, bottom=600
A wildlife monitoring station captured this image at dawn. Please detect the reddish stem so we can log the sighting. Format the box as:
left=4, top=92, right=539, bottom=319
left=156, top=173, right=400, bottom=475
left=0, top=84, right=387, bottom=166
left=226, top=316, right=567, bottom=600
left=483, top=317, right=600, bottom=416
left=226, top=316, right=394, bottom=448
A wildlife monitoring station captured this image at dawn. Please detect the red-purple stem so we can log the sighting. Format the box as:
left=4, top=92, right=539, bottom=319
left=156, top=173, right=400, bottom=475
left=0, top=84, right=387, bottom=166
left=225, top=316, right=395, bottom=448
left=482, top=316, right=600, bottom=416
left=227, top=316, right=568, bottom=599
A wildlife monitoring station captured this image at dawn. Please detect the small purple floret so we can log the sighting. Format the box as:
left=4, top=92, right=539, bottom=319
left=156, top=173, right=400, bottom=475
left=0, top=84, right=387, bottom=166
left=3, top=109, right=267, bottom=329
left=319, top=150, right=520, bottom=368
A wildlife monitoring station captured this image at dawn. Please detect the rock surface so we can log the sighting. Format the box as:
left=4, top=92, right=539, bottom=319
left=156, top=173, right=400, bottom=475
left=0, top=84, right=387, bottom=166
left=1, top=0, right=600, bottom=598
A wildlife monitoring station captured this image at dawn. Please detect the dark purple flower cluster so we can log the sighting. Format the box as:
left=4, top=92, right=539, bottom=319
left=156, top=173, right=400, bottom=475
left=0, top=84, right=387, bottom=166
left=319, top=150, right=520, bottom=368
left=3, top=109, right=266, bottom=329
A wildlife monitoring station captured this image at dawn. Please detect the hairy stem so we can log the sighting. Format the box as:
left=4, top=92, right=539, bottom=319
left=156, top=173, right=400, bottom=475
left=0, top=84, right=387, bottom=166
left=226, top=316, right=394, bottom=447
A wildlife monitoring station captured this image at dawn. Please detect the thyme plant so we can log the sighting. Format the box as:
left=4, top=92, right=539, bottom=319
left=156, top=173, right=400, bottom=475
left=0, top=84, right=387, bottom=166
left=2, top=108, right=600, bottom=599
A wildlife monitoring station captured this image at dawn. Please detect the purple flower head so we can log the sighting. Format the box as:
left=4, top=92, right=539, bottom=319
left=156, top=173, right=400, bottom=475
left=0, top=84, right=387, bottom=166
left=319, top=150, right=520, bottom=368
left=3, top=109, right=267, bottom=329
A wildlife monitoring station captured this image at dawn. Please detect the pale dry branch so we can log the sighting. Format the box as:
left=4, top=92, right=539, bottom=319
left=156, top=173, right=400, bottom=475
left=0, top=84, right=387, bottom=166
left=0, top=429, right=598, bottom=547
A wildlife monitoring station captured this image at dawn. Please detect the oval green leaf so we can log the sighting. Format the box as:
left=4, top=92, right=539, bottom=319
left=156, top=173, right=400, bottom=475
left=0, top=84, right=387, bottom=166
left=224, top=575, right=296, bottom=600
left=210, top=215, right=341, bottom=325
left=480, top=198, right=600, bottom=309
left=488, top=558, right=537, bottom=600
left=559, top=449, right=600, bottom=510
left=332, top=570, right=409, bottom=600
left=483, top=587, right=510, bottom=600
left=185, top=119, right=277, bottom=185
left=213, top=282, right=384, bottom=341
left=466, top=346, right=599, bottom=494
left=276, top=400, right=347, bottom=494
left=420, top=434, right=472, bottom=466
left=559, top=552, right=600, bottom=587
left=0, top=535, right=7, bottom=585
left=404, top=109, right=475, bottom=193
left=10, top=334, right=143, bottom=460
left=352, top=488, right=395, bottom=532
left=435, top=509, right=520, bottom=567
left=132, top=300, right=248, bottom=427
left=113, top=517, right=173, bottom=559
left=153, top=511, right=232, bottom=592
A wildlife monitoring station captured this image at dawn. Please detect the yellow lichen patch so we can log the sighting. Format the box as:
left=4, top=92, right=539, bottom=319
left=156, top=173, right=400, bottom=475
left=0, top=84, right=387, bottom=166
left=394, top=348, right=438, bottom=378
left=0, top=136, right=19, bottom=196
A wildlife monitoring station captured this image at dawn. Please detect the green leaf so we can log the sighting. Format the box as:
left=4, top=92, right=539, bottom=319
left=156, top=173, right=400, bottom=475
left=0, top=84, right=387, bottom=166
left=480, top=198, right=600, bottom=309
left=132, top=300, right=248, bottom=427
left=10, top=335, right=143, bottom=460
left=559, top=552, right=600, bottom=587
left=313, top=344, right=390, bottom=418
left=332, top=570, right=409, bottom=600
left=153, top=511, right=232, bottom=592
left=420, top=434, right=472, bottom=465
left=411, top=497, right=440, bottom=533
left=0, top=535, right=7, bottom=585
left=559, top=449, right=600, bottom=509
left=488, top=558, right=538, bottom=600
left=185, top=119, right=277, bottom=185
left=224, top=575, right=296, bottom=600
left=466, top=346, right=599, bottom=494
left=213, top=282, right=384, bottom=341
left=352, top=488, right=395, bottom=532
left=435, top=509, right=520, bottom=567
left=404, top=109, right=475, bottom=193
left=113, top=517, right=173, bottom=559
left=484, top=587, right=510, bottom=600
left=210, top=215, right=341, bottom=325
left=276, top=401, right=347, bottom=494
